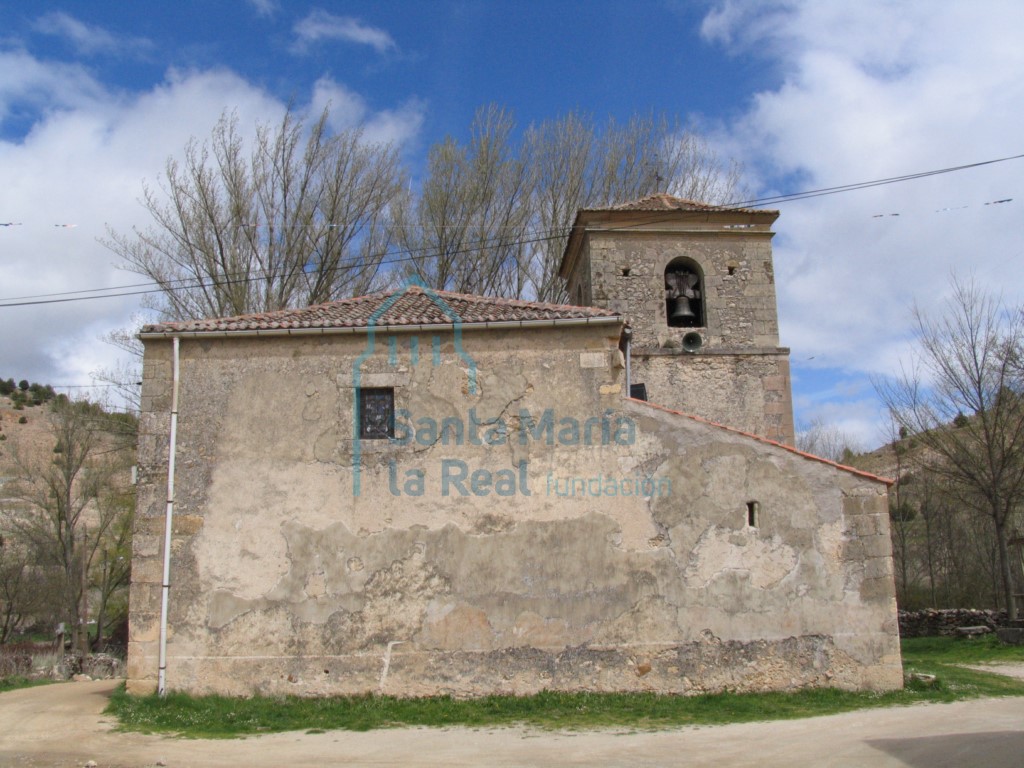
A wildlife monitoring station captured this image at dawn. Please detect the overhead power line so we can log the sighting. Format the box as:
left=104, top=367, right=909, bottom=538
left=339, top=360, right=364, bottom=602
left=0, top=152, right=1021, bottom=310
left=0, top=228, right=571, bottom=308
left=724, top=152, right=1024, bottom=208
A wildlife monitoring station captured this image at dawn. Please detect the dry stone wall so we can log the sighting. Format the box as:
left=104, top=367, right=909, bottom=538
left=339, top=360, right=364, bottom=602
left=898, top=609, right=1009, bottom=637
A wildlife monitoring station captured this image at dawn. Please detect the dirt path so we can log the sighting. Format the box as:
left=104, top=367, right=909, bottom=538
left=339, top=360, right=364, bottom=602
left=963, top=662, right=1024, bottom=680
left=1, top=679, right=1023, bottom=768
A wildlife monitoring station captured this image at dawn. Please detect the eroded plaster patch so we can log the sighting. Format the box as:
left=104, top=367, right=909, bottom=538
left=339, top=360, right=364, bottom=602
left=685, top=525, right=798, bottom=589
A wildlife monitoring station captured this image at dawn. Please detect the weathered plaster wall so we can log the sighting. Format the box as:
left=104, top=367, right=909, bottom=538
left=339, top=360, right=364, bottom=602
left=127, top=325, right=900, bottom=697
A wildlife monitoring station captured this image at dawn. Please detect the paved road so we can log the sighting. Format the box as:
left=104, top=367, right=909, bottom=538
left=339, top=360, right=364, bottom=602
left=1, top=677, right=1023, bottom=767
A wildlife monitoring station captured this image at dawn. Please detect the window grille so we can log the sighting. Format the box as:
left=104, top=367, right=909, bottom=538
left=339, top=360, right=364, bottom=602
left=359, top=388, right=394, bottom=439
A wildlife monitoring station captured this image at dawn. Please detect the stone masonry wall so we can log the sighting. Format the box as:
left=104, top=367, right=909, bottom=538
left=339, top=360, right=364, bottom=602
left=586, top=230, right=780, bottom=350
left=563, top=220, right=794, bottom=445
left=632, top=353, right=794, bottom=444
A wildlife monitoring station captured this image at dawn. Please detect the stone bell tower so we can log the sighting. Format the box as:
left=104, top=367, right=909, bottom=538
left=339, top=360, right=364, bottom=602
left=559, top=194, right=795, bottom=444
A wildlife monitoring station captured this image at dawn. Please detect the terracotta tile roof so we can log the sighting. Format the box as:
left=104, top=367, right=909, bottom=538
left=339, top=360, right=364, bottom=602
left=586, top=193, right=774, bottom=216
left=140, top=285, right=621, bottom=335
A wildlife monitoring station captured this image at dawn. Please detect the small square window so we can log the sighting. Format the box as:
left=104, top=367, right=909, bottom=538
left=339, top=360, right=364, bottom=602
left=359, top=388, right=394, bottom=439
left=629, top=383, right=648, bottom=401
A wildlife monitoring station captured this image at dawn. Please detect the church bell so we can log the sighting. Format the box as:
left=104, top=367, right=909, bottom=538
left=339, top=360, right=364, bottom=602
left=669, top=296, right=695, bottom=322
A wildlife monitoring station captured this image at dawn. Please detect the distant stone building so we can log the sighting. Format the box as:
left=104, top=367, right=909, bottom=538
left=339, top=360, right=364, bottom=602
left=126, top=197, right=901, bottom=698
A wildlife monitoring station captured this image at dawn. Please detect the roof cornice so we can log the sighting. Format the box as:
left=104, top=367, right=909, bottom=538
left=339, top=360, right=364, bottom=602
left=139, top=314, right=624, bottom=340
left=558, top=200, right=780, bottom=280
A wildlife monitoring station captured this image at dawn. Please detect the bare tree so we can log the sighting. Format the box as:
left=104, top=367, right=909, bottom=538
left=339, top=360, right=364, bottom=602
left=1, top=399, right=134, bottom=651
left=398, top=107, right=745, bottom=302
left=526, top=110, right=744, bottom=302
left=90, top=488, right=133, bottom=651
left=394, top=105, right=532, bottom=296
left=523, top=112, right=597, bottom=302
left=91, top=320, right=146, bottom=415
left=877, top=276, right=1024, bottom=618
left=795, top=416, right=863, bottom=463
left=0, top=535, right=54, bottom=643
left=105, top=107, right=406, bottom=321
left=108, top=105, right=742, bottom=314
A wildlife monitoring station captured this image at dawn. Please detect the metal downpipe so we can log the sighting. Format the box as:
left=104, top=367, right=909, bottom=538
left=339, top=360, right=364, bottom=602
left=157, top=336, right=180, bottom=695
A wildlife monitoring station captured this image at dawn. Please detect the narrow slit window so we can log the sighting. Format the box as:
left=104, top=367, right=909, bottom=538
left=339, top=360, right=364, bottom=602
left=747, top=501, right=760, bottom=528
left=359, top=388, right=394, bottom=440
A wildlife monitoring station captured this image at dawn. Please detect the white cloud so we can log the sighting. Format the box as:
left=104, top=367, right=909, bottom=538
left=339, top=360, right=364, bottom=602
left=247, top=0, right=279, bottom=18
left=309, top=77, right=371, bottom=127
left=0, top=49, right=108, bottom=124
left=703, top=0, right=1024, bottom=441
left=32, top=12, right=151, bottom=56
left=292, top=10, right=396, bottom=54
left=362, top=99, right=427, bottom=148
left=0, top=56, right=423, bottom=395
left=309, top=76, right=425, bottom=146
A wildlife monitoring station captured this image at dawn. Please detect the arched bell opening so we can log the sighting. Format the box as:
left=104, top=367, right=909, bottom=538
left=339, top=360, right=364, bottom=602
left=664, top=258, right=704, bottom=328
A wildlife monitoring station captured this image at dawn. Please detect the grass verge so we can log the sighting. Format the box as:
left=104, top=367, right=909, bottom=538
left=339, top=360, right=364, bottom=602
left=0, top=676, right=56, bottom=694
left=105, top=637, right=1024, bottom=738
left=902, top=634, right=1024, bottom=665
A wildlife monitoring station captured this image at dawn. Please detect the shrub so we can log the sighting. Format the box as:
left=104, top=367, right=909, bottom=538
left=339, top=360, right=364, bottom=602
left=28, top=383, right=56, bottom=404
left=18, top=416, right=27, bottom=424
left=0, top=643, right=50, bottom=678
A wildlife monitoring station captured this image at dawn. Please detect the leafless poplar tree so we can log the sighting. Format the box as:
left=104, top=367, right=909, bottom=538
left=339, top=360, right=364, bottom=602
left=397, top=107, right=744, bottom=302
left=105, top=108, right=406, bottom=320
left=107, top=104, right=742, bottom=316
left=393, top=105, right=532, bottom=296
left=877, top=276, right=1024, bottom=618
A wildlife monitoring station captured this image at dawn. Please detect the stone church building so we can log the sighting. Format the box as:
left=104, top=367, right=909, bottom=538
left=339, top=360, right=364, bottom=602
left=126, top=195, right=902, bottom=697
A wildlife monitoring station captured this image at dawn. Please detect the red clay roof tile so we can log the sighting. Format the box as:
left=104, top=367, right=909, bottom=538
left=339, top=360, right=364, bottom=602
left=141, top=285, right=620, bottom=335
left=582, top=193, right=775, bottom=215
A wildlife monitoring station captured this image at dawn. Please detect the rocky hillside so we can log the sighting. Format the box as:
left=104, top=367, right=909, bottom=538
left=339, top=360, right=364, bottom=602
left=0, top=395, right=62, bottom=480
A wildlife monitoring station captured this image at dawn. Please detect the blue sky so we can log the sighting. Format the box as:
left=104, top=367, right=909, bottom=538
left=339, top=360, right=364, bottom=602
left=1, top=0, right=1022, bottom=449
